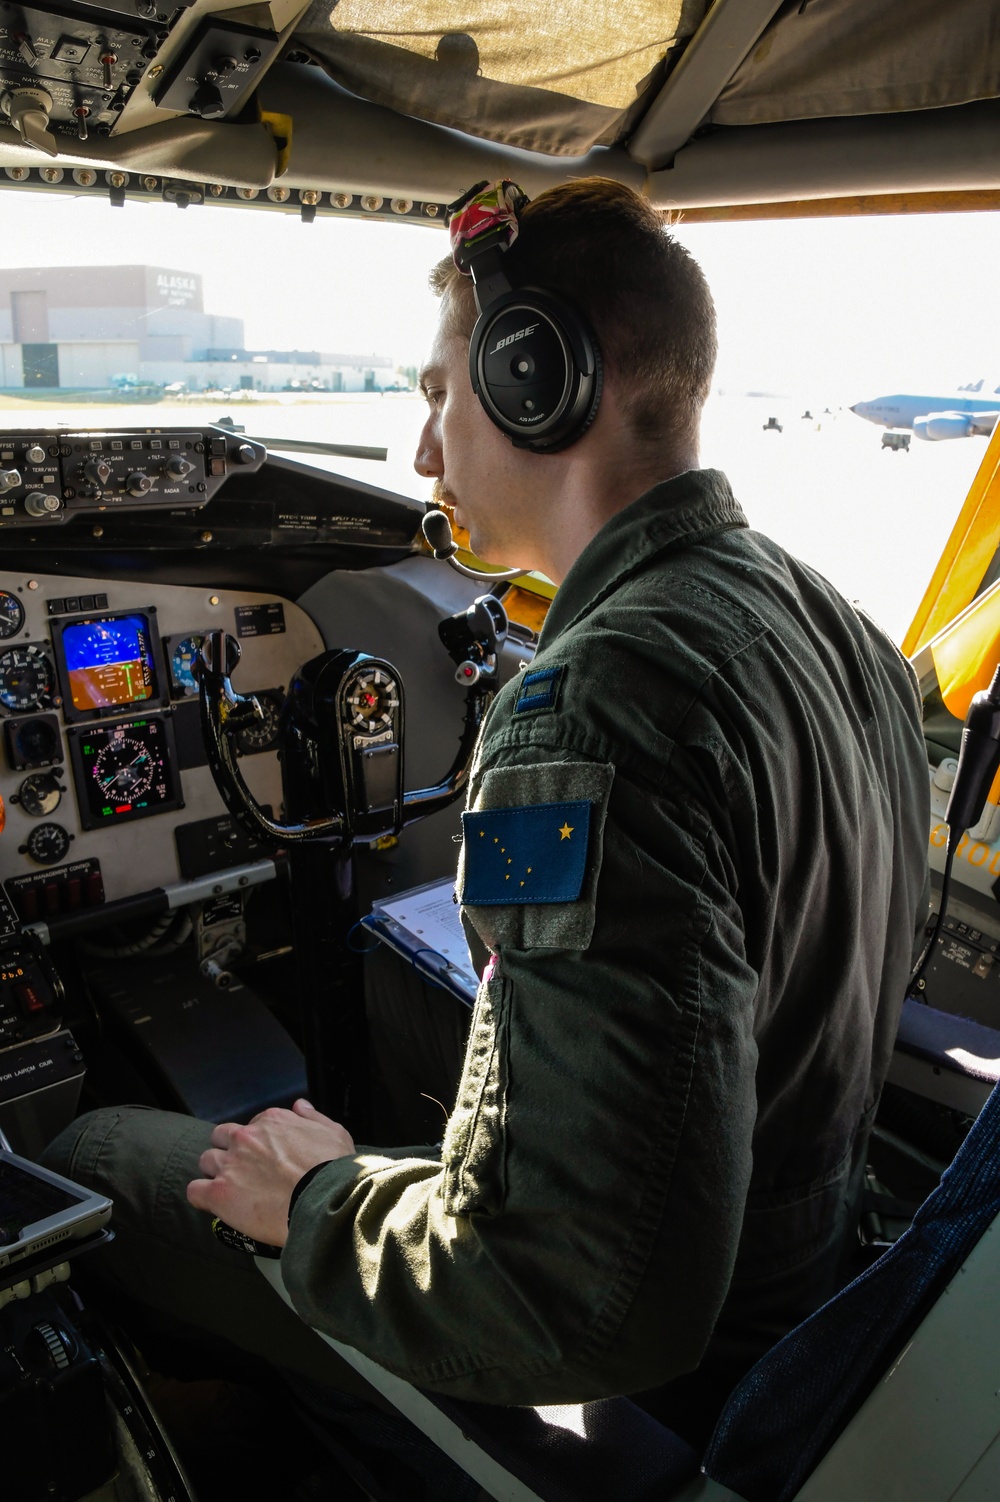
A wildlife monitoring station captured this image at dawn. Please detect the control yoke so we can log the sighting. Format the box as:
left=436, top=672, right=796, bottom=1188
left=197, top=594, right=507, bottom=845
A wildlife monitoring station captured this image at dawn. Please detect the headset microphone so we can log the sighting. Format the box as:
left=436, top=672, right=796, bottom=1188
left=446, top=180, right=603, bottom=454
left=420, top=507, right=523, bottom=582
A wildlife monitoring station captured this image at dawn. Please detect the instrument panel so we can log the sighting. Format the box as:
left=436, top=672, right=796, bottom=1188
left=0, top=573, right=325, bottom=922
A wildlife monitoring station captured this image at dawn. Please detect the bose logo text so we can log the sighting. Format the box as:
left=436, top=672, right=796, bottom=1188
left=489, top=324, right=539, bottom=356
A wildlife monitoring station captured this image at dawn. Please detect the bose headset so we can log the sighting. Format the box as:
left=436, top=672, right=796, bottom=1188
left=447, top=179, right=603, bottom=455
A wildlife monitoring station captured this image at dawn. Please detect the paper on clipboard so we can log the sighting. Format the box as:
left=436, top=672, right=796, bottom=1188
left=370, top=878, right=479, bottom=997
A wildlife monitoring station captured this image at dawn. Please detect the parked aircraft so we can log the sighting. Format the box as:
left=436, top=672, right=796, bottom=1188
left=851, top=389, right=1000, bottom=441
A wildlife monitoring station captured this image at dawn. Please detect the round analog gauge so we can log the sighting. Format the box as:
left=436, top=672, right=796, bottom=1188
left=93, top=733, right=155, bottom=804
left=25, top=821, right=70, bottom=866
left=0, top=646, right=54, bottom=712
left=18, top=772, right=61, bottom=817
left=236, top=691, right=281, bottom=755
left=345, top=667, right=399, bottom=735
left=170, top=635, right=206, bottom=697
left=0, top=591, right=25, bottom=640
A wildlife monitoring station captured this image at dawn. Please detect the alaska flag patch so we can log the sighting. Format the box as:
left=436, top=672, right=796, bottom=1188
left=462, top=800, right=591, bottom=905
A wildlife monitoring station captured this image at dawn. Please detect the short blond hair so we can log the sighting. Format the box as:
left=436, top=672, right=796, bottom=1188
left=431, top=178, right=716, bottom=447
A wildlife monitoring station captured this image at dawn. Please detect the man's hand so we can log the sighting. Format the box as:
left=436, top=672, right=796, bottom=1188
left=187, top=1098, right=355, bottom=1249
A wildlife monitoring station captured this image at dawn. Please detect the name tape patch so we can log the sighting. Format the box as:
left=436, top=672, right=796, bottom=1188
left=462, top=800, right=591, bottom=905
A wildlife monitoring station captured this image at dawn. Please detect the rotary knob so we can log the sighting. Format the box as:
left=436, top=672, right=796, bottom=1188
left=165, top=455, right=194, bottom=479
left=28, top=1321, right=72, bottom=1371
left=83, top=458, right=111, bottom=485
left=190, top=80, right=225, bottom=119
left=25, top=444, right=46, bottom=465
left=24, top=491, right=61, bottom=517
left=126, top=472, right=152, bottom=497
left=0, top=469, right=21, bottom=492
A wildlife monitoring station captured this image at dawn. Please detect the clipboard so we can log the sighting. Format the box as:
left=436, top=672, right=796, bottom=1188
left=364, top=878, right=479, bottom=1007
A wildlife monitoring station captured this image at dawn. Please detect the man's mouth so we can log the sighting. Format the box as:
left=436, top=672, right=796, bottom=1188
left=432, top=480, right=457, bottom=511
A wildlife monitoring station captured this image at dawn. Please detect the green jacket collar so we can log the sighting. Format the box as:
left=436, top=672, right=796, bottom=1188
left=538, top=468, right=747, bottom=648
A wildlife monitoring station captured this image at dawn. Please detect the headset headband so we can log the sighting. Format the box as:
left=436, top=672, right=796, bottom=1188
left=446, top=179, right=529, bottom=313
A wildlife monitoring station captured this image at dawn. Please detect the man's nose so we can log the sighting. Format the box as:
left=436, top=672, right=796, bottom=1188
left=413, top=413, right=442, bottom=478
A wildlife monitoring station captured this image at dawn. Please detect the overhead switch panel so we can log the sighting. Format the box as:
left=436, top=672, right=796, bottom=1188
left=0, top=1, right=166, bottom=145
left=152, top=15, right=279, bottom=120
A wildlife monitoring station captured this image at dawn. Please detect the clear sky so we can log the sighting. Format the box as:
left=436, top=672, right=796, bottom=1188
left=2, top=187, right=999, bottom=405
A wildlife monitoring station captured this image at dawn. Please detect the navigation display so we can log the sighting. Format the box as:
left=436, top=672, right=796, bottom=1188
left=67, top=714, right=182, bottom=830
left=56, top=612, right=162, bottom=720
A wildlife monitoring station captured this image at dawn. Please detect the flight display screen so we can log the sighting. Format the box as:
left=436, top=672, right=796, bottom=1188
left=59, top=613, right=159, bottom=716
left=68, top=714, right=182, bottom=830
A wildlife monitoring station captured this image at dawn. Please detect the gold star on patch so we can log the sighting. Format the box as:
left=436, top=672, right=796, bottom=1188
left=558, top=823, right=574, bottom=840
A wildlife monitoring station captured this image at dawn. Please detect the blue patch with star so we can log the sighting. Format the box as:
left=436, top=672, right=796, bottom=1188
left=514, top=665, right=564, bottom=716
left=462, top=800, right=591, bottom=904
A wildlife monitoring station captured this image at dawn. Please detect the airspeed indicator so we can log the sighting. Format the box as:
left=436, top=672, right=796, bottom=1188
left=0, top=646, right=54, bottom=712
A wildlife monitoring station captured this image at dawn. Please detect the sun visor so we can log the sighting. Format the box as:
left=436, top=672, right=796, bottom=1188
left=712, top=0, right=1000, bottom=127
left=293, top=0, right=705, bottom=155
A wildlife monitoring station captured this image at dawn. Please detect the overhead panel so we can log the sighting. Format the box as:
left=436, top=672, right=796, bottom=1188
left=711, top=0, right=1000, bottom=126
left=293, top=0, right=707, bottom=155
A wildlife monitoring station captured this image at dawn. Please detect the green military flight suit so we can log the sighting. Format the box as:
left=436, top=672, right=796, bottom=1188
left=281, top=468, right=931, bottom=1429
left=45, top=468, right=930, bottom=1447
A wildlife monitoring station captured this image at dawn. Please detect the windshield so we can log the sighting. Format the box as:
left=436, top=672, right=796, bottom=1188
left=2, top=188, right=997, bottom=644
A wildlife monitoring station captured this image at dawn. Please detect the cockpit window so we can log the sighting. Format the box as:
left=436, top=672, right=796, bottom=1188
left=1, top=191, right=997, bottom=644
left=0, top=188, right=445, bottom=500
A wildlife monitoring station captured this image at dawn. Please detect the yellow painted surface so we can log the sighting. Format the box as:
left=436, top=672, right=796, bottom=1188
left=502, top=585, right=551, bottom=636
left=675, top=191, right=1000, bottom=224
left=927, top=582, right=1000, bottom=719
left=903, top=421, right=1000, bottom=658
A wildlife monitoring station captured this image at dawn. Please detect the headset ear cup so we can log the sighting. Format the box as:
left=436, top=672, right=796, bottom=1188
left=468, top=288, right=601, bottom=453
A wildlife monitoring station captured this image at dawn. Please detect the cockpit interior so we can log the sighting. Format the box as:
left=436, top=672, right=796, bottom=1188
left=2, top=0, right=1000, bottom=1498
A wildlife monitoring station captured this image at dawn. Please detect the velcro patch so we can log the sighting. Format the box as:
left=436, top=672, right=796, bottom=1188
left=461, top=800, right=590, bottom=904
left=514, top=665, right=564, bottom=715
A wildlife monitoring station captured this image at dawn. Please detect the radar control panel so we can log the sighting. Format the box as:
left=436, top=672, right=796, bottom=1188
left=0, top=426, right=264, bottom=527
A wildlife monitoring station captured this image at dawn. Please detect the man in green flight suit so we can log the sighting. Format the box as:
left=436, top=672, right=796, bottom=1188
left=44, top=178, right=930, bottom=1455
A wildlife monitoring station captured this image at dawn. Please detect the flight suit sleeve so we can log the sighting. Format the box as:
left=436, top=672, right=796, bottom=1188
left=280, top=742, right=759, bottom=1405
